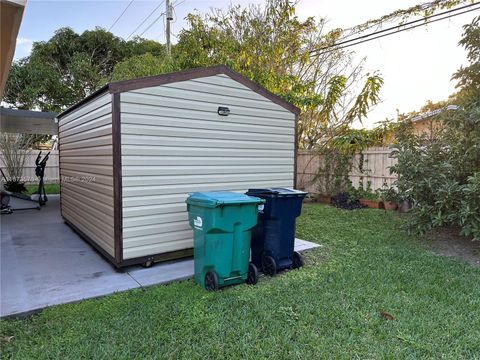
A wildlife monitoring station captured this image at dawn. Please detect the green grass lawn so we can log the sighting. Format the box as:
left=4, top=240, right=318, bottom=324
left=1, top=205, right=479, bottom=359
left=24, top=183, right=60, bottom=195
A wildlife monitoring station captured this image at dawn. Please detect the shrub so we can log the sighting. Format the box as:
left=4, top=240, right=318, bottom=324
left=4, top=180, right=27, bottom=193
left=347, top=180, right=379, bottom=200
left=459, top=173, right=480, bottom=238
left=387, top=16, right=480, bottom=240
left=0, top=133, right=35, bottom=193
left=389, top=105, right=480, bottom=240
left=331, top=192, right=366, bottom=210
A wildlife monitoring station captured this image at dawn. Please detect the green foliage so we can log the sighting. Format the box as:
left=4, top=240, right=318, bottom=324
left=331, top=122, right=394, bottom=154
left=3, top=28, right=165, bottom=112
left=113, top=0, right=383, bottom=149
left=173, top=0, right=326, bottom=105
left=314, top=150, right=352, bottom=195
left=347, top=180, right=379, bottom=201
left=388, top=17, right=480, bottom=240
left=459, top=173, right=480, bottom=238
left=380, top=184, right=401, bottom=203
left=452, top=16, right=480, bottom=90
left=4, top=0, right=467, bottom=146
left=315, top=123, right=394, bottom=195
left=2, top=205, right=479, bottom=358
left=3, top=180, right=27, bottom=193
left=390, top=109, right=480, bottom=239
left=344, top=73, right=384, bottom=123
left=5, top=0, right=383, bottom=149
left=349, top=0, right=468, bottom=33
left=25, top=183, right=60, bottom=195
left=110, top=53, right=173, bottom=81
left=126, top=37, right=166, bottom=58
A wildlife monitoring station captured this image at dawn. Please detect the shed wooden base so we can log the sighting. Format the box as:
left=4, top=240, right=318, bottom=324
left=120, top=248, right=194, bottom=267
left=64, top=218, right=193, bottom=268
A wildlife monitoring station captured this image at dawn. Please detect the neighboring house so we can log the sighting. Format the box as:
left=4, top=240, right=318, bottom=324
left=0, top=0, right=26, bottom=97
left=410, top=105, right=460, bottom=138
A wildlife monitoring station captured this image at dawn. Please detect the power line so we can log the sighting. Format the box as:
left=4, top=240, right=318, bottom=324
left=126, top=1, right=165, bottom=40
left=138, top=11, right=166, bottom=38
left=342, top=0, right=460, bottom=37
left=130, top=0, right=183, bottom=41
left=312, top=3, right=480, bottom=55
left=330, top=6, right=480, bottom=53
left=310, top=2, right=480, bottom=56
left=172, top=0, right=186, bottom=7
left=109, top=0, right=135, bottom=31
left=326, top=2, right=479, bottom=51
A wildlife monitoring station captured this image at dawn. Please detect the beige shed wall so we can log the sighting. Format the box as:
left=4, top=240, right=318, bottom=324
left=120, top=74, right=295, bottom=260
left=59, top=93, right=115, bottom=257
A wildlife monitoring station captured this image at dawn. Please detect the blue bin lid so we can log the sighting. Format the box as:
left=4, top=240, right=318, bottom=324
left=186, top=191, right=264, bottom=208
left=246, top=188, right=307, bottom=197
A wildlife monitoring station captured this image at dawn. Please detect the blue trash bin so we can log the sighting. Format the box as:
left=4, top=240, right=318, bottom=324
left=245, top=188, right=307, bottom=276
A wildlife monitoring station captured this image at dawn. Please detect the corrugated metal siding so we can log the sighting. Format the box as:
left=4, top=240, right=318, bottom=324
left=59, top=94, right=115, bottom=257
left=120, top=74, right=295, bottom=260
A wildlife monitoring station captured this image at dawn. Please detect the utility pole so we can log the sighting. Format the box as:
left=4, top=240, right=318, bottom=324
left=166, top=0, right=173, bottom=57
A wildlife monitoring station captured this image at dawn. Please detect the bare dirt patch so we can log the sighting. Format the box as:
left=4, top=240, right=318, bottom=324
left=421, top=227, right=480, bottom=267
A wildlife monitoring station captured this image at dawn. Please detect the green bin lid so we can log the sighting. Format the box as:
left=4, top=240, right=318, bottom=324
left=186, top=191, right=264, bottom=208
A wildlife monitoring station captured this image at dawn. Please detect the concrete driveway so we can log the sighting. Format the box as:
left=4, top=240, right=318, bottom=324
left=1, top=195, right=319, bottom=318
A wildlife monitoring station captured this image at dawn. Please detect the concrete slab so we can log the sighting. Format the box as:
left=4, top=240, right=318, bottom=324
left=1, top=196, right=138, bottom=317
left=126, top=259, right=195, bottom=288
left=126, top=239, right=320, bottom=288
left=294, top=238, right=322, bottom=252
left=1, top=195, right=319, bottom=318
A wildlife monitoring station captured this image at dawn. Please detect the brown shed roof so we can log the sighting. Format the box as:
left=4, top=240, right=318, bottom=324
left=57, top=64, right=300, bottom=119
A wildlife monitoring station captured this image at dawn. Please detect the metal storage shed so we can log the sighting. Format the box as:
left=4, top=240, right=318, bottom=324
left=57, top=65, right=299, bottom=267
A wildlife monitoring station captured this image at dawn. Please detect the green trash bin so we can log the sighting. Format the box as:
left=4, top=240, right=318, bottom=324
left=186, top=191, right=265, bottom=291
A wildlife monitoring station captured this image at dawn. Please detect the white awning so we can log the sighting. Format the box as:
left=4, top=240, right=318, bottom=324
left=0, top=108, right=58, bottom=135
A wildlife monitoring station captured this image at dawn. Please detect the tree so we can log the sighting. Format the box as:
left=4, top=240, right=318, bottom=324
left=0, top=133, right=36, bottom=193
left=110, top=53, right=173, bottom=81
left=452, top=16, right=480, bottom=91
left=388, top=16, right=480, bottom=240
left=2, top=28, right=165, bottom=112
left=112, top=0, right=383, bottom=149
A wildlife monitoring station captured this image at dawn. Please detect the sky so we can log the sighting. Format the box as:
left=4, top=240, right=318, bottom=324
left=13, top=0, right=479, bottom=127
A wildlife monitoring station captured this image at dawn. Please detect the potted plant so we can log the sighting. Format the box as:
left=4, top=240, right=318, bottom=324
left=379, top=187, right=398, bottom=210
left=397, top=198, right=412, bottom=213
left=359, top=194, right=383, bottom=209
left=351, top=181, right=384, bottom=209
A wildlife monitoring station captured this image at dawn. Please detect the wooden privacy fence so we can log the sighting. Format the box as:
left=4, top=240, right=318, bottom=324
left=1, top=147, right=395, bottom=189
left=296, top=147, right=397, bottom=195
left=0, top=150, right=59, bottom=183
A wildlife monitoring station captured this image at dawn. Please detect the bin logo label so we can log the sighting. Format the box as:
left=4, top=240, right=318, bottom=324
left=194, top=216, right=203, bottom=229
left=258, top=204, right=265, bottom=213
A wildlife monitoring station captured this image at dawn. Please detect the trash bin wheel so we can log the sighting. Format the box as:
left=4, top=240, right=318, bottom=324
left=262, top=255, right=277, bottom=276
left=292, top=251, right=304, bottom=269
left=246, top=263, right=259, bottom=285
left=204, top=271, right=219, bottom=291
